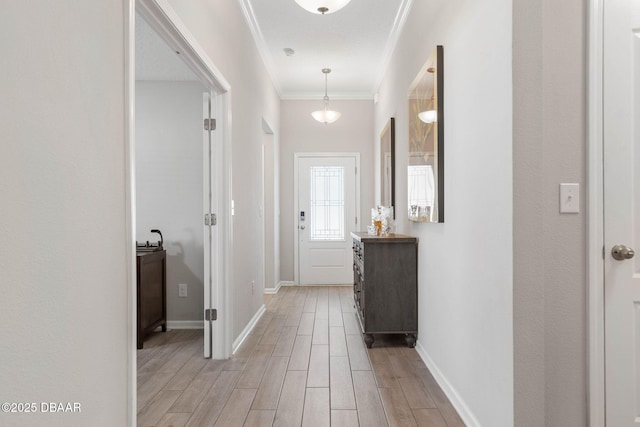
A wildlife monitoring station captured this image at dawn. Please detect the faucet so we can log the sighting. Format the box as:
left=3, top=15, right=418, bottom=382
left=150, top=229, right=163, bottom=250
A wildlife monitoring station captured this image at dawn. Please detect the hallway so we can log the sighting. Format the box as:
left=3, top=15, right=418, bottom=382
left=137, top=286, right=464, bottom=426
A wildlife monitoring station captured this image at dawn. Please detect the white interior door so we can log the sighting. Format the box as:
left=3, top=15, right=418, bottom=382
left=296, top=154, right=358, bottom=285
left=203, top=91, right=218, bottom=358
left=604, top=0, right=640, bottom=423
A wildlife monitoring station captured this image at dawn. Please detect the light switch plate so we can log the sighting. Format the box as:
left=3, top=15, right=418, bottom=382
left=178, top=283, right=188, bottom=297
left=560, top=183, right=579, bottom=213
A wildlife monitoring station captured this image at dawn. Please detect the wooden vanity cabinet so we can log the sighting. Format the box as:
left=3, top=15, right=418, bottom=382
left=351, top=232, right=418, bottom=348
left=137, top=250, right=167, bottom=349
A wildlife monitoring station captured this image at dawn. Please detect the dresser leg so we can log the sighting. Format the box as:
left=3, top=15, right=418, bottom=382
left=405, top=334, right=416, bottom=348
left=364, top=334, right=375, bottom=348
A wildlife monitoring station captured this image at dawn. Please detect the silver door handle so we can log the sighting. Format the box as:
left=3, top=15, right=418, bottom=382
left=612, top=245, right=635, bottom=261
left=300, top=225, right=306, bottom=230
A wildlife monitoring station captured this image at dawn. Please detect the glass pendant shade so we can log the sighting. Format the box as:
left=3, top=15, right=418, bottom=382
left=295, top=0, right=351, bottom=14
left=418, top=110, right=438, bottom=123
left=311, top=108, right=341, bottom=124
left=312, top=68, right=341, bottom=124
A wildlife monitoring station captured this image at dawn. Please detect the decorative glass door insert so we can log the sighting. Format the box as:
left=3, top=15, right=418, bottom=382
left=309, top=166, right=345, bottom=241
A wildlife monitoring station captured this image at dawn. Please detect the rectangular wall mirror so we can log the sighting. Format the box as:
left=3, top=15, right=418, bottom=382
left=380, top=117, right=395, bottom=217
left=407, top=45, right=444, bottom=223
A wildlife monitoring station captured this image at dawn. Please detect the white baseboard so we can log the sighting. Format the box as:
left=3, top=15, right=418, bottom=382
left=166, top=320, right=204, bottom=329
left=263, top=282, right=282, bottom=294
left=232, top=304, right=266, bottom=354
left=415, top=341, right=481, bottom=427
left=264, top=281, right=294, bottom=294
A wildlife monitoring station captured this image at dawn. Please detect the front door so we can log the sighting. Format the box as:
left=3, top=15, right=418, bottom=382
left=604, top=0, right=640, bottom=423
left=296, top=154, right=358, bottom=285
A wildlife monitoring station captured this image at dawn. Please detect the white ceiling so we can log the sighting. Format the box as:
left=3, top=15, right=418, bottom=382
left=241, top=0, right=411, bottom=99
left=135, top=1, right=412, bottom=98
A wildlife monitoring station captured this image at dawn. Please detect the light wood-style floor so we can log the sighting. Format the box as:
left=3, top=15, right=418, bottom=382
left=137, top=286, right=465, bottom=427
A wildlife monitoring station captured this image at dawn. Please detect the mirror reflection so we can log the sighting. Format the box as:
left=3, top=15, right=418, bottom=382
left=380, top=118, right=395, bottom=216
left=407, top=46, right=444, bottom=223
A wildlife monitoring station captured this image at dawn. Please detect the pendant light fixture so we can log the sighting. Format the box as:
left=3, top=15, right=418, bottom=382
left=311, top=68, right=341, bottom=124
left=295, top=0, right=351, bottom=14
left=418, top=108, right=437, bottom=124
left=419, top=66, right=438, bottom=124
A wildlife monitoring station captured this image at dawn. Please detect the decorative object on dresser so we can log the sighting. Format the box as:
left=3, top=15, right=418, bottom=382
left=136, top=233, right=167, bottom=349
left=351, top=232, right=418, bottom=348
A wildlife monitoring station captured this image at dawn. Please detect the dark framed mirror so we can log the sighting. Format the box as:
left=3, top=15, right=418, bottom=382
left=407, top=45, right=444, bottom=223
left=380, top=117, right=395, bottom=218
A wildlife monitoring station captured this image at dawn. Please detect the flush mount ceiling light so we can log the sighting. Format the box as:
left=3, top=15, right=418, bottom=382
left=311, top=68, right=341, bottom=124
left=295, top=0, right=351, bottom=15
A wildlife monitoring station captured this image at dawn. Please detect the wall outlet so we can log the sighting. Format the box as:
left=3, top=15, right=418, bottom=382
left=251, top=280, right=255, bottom=295
left=178, top=283, right=188, bottom=297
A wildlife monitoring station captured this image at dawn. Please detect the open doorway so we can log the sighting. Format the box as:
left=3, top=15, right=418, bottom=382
left=131, top=1, right=233, bottom=421
left=132, top=0, right=232, bottom=378
left=135, top=11, right=207, bottom=348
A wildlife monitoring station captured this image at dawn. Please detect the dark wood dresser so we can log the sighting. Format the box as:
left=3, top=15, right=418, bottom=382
left=137, top=250, right=167, bottom=349
left=351, top=232, right=418, bottom=348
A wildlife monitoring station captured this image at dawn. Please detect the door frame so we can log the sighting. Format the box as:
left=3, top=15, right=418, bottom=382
left=261, top=119, right=275, bottom=293
left=293, top=152, right=361, bottom=285
left=587, top=0, right=605, bottom=425
left=126, top=0, right=233, bottom=420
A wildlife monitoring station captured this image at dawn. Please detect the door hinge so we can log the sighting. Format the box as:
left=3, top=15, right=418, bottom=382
left=205, top=308, right=217, bottom=321
left=204, top=118, right=216, bottom=131
left=205, top=213, right=217, bottom=226
left=355, top=216, right=358, bottom=225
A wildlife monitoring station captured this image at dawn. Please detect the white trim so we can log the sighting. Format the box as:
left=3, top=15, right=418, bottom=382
left=264, top=282, right=282, bottom=295
left=220, top=90, right=234, bottom=360
left=232, top=304, right=266, bottom=354
left=415, top=342, right=481, bottom=427
left=587, top=0, right=605, bottom=425
left=124, top=0, right=136, bottom=425
left=136, top=0, right=230, bottom=93
left=280, top=92, right=374, bottom=101
left=264, top=280, right=296, bottom=294
left=372, top=0, right=414, bottom=96
left=237, top=0, right=283, bottom=95
left=133, top=0, right=234, bottom=363
left=293, top=153, right=361, bottom=285
left=167, top=320, right=205, bottom=329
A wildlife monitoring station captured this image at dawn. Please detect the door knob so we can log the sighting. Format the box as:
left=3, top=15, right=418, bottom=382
left=611, top=245, right=635, bottom=261
left=300, top=225, right=306, bottom=230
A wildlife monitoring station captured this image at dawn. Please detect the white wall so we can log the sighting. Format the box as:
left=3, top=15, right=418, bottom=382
left=513, top=0, right=587, bottom=424
left=136, top=81, right=206, bottom=322
left=167, top=0, right=281, bottom=340
left=374, top=1, right=513, bottom=425
left=0, top=2, right=130, bottom=426
left=279, top=100, right=374, bottom=282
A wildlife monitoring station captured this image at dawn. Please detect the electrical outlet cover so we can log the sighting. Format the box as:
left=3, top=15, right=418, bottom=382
left=178, top=283, right=187, bottom=297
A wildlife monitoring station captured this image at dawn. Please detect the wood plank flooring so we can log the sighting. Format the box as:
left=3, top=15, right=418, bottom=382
left=137, top=286, right=465, bottom=426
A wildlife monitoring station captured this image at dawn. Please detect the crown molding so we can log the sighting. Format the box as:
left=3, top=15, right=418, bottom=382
left=372, top=0, right=414, bottom=95
left=281, top=91, right=374, bottom=100
left=237, top=0, right=283, bottom=96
